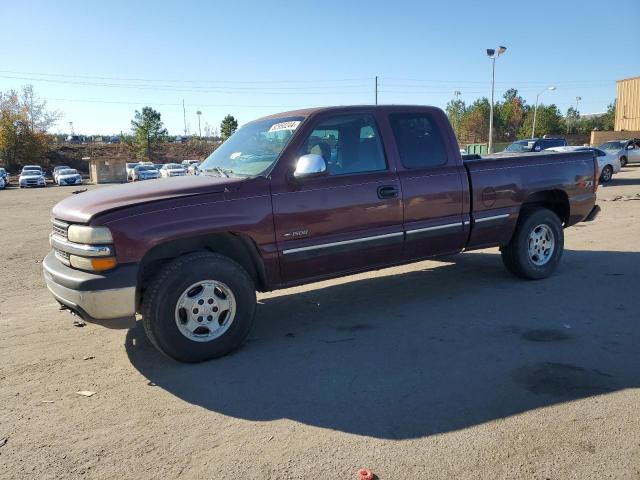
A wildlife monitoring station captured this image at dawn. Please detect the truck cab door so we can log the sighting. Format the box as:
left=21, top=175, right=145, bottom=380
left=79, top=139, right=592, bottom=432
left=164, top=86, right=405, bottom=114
left=271, top=112, right=404, bottom=285
left=386, top=110, right=469, bottom=259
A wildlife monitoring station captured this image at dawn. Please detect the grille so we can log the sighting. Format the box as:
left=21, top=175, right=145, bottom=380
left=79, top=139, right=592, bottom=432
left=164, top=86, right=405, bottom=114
left=52, top=219, right=69, bottom=240
left=54, top=249, right=70, bottom=265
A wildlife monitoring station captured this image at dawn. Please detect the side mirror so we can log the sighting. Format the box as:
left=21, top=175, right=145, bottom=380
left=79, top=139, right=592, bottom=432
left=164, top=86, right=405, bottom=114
left=292, top=154, right=327, bottom=179
left=627, top=145, right=634, bottom=150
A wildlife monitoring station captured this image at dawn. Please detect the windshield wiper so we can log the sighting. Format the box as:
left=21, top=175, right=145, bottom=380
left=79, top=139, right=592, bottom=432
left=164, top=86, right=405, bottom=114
left=203, top=166, right=229, bottom=178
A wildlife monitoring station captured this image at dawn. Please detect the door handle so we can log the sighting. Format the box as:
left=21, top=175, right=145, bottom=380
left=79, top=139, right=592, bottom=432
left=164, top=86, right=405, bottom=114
left=377, top=185, right=399, bottom=199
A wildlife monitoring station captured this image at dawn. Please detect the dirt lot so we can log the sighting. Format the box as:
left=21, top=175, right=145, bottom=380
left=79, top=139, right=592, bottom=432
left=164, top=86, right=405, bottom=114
left=1, top=169, right=639, bottom=479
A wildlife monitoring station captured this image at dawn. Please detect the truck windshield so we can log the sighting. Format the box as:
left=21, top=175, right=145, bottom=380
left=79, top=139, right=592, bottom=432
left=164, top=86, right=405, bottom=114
left=504, top=141, right=534, bottom=153
left=200, top=116, right=304, bottom=177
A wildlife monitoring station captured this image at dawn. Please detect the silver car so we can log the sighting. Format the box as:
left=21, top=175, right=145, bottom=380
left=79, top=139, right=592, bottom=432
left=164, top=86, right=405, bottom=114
left=598, top=139, right=640, bottom=167
left=546, top=146, right=621, bottom=183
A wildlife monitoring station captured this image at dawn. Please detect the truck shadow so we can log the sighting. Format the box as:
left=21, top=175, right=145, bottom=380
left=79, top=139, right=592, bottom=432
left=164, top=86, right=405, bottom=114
left=125, top=249, right=639, bottom=439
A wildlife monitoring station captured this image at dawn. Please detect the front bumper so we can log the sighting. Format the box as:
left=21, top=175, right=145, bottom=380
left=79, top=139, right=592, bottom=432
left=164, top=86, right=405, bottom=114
left=42, top=251, right=138, bottom=322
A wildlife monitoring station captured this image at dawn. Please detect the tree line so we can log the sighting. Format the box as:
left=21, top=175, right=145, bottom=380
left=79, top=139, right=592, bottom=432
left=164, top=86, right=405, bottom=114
left=446, top=88, right=615, bottom=145
left=0, top=85, right=242, bottom=168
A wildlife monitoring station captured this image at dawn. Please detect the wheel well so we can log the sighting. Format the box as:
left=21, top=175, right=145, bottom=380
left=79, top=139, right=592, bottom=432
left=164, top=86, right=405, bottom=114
left=521, top=190, right=570, bottom=226
left=136, top=233, right=266, bottom=311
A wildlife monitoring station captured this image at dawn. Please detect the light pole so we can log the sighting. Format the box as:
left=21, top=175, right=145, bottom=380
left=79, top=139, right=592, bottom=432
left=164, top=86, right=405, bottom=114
left=486, top=46, right=507, bottom=154
left=196, top=111, right=202, bottom=137
left=532, top=86, right=556, bottom=138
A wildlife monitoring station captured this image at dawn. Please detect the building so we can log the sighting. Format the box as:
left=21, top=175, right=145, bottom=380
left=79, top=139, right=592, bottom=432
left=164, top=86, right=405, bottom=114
left=591, top=76, right=640, bottom=145
left=615, top=76, right=640, bottom=131
left=86, top=157, right=128, bottom=184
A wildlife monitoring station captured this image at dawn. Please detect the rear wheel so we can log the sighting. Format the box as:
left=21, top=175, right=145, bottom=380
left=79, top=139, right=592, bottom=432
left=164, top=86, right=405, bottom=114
left=501, top=208, right=564, bottom=280
left=620, top=156, right=627, bottom=167
left=142, top=252, right=256, bottom=362
left=600, top=165, right=613, bottom=183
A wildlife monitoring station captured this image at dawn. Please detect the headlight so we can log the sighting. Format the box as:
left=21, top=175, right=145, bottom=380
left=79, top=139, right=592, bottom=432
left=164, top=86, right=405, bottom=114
left=67, top=225, right=113, bottom=244
left=69, top=255, right=117, bottom=272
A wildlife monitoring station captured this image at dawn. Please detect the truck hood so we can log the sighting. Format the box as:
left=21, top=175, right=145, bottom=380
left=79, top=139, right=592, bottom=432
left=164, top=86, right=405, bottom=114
left=52, top=175, right=247, bottom=223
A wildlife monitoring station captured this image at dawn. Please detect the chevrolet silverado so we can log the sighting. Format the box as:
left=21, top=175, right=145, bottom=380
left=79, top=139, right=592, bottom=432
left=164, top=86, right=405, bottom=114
left=43, top=106, right=600, bottom=362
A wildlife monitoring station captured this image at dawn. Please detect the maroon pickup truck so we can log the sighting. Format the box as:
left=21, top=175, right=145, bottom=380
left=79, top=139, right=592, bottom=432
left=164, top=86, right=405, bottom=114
left=43, top=106, right=599, bottom=362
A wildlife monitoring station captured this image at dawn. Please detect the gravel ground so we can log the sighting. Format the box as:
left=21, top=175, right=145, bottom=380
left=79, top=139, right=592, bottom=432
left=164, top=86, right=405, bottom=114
left=1, top=169, right=639, bottom=479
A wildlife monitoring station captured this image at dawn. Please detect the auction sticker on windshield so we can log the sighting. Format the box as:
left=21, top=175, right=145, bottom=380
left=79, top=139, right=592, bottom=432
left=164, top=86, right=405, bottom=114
left=268, top=121, right=301, bottom=133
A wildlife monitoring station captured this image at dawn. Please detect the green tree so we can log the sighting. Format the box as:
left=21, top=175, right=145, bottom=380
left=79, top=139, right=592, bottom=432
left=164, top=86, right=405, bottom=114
left=564, top=106, right=580, bottom=134
left=445, top=97, right=466, bottom=141
left=220, top=114, right=238, bottom=140
left=131, top=107, right=167, bottom=160
left=519, top=104, right=563, bottom=138
left=602, top=101, right=615, bottom=131
left=460, top=98, right=490, bottom=143
left=496, top=88, right=526, bottom=141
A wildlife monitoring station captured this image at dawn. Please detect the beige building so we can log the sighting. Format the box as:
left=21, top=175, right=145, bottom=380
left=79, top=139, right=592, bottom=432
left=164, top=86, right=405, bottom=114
left=591, top=76, right=640, bottom=145
left=87, top=157, right=128, bottom=184
left=615, top=76, right=640, bottom=131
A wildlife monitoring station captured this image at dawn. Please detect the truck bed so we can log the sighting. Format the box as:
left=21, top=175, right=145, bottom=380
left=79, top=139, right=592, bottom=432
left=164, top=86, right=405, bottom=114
left=462, top=150, right=597, bottom=250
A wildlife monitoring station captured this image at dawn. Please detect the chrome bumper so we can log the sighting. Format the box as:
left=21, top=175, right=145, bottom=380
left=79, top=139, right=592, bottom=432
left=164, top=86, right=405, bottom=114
left=42, top=251, right=137, bottom=322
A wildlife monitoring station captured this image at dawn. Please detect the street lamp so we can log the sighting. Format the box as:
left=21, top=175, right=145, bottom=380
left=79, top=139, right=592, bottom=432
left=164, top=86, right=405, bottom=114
left=531, top=86, right=556, bottom=138
left=486, top=46, right=507, bottom=154
left=196, top=111, right=202, bottom=137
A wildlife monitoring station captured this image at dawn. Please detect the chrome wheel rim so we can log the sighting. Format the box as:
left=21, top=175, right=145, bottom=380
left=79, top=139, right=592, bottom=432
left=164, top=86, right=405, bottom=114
left=528, top=224, right=555, bottom=266
left=174, top=280, right=236, bottom=342
left=602, top=167, right=612, bottom=181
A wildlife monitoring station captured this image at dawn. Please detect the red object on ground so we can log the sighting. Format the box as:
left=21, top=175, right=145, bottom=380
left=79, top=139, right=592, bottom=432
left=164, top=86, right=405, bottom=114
left=358, top=468, right=375, bottom=480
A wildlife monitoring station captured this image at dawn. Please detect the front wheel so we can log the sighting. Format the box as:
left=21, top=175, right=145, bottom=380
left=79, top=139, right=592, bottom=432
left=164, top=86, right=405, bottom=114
left=142, top=252, right=256, bottom=362
left=501, top=208, right=564, bottom=280
left=600, top=165, right=613, bottom=183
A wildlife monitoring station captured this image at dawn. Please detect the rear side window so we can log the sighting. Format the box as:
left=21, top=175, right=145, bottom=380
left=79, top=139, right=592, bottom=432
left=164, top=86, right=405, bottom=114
left=389, top=113, right=448, bottom=168
left=542, top=139, right=566, bottom=149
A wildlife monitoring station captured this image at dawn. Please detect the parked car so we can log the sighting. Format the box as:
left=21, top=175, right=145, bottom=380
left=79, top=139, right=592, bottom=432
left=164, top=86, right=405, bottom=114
left=502, top=137, right=567, bottom=153
left=180, top=160, right=200, bottom=175
left=19, top=169, right=46, bottom=188
left=53, top=165, right=71, bottom=183
left=107, top=136, right=120, bottom=144
left=0, top=167, right=9, bottom=185
left=22, top=165, right=43, bottom=174
left=66, top=135, right=83, bottom=144
left=546, top=146, right=620, bottom=182
left=126, top=162, right=142, bottom=180
left=131, top=164, right=160, bottom=181
left=160, top=163, right=187, bottom=177
left=597, top=139, right=640, bottom=167
left=56, top=168, right=83, bottom=186
left=44, top=105, right=599, bottom=362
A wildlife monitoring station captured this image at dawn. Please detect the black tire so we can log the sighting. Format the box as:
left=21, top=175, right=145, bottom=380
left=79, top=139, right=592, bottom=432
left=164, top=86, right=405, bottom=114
left=600, top=165, right=613, bottom=183
left=620, top=157, right=627, bottom=167
left=500, top=208, right=564, bottom=280
left=142, top=252, right=256, bottom=362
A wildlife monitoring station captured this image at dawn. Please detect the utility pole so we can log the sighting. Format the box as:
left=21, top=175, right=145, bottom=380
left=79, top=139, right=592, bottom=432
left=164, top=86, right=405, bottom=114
left=69, top=121, right=74, bottom=134
left=196, top=111, right=202, bottom=137
left=182, top=99, right=187, bottom=136
left=375, top=76, right=378, bottom=105
left=486, top=46, right=506, bottom=154
left=453, top=90, right=461, bottom=136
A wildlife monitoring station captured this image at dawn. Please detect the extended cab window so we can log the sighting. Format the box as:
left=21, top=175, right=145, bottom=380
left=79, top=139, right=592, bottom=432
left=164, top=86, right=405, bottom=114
left=389, top=113, right=447, bottom=168
left=303, top=114, right=386, bottom=175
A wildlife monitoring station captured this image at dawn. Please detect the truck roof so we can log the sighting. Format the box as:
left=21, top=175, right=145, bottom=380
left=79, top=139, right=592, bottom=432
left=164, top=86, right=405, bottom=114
left=254, top=105, right=442, bottom=122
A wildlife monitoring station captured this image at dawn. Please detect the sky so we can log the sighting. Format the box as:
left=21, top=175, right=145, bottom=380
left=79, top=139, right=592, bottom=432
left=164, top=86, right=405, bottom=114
left=0, top=0, right=638, bottom=136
